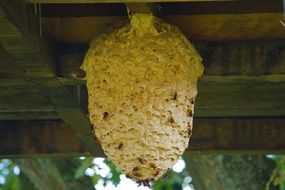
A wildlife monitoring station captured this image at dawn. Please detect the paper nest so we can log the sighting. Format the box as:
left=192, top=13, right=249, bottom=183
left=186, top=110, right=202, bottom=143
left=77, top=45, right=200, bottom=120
left=81, top=13, right=204, bottom=182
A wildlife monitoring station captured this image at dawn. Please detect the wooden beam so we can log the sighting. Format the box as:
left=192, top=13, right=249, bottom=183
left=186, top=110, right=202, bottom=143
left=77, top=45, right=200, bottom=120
left=2, top=74, right=285, bottom=118
left=58, top=40, right=285, bottom=77
left=42, top=13, right=285, bottom=43
left=165, top=13, right=285, bottom=41
left=0, top=1, right=56, bottom=78
left=37, top=1, right=282, bottom=17
left=125, top=3, right=158, bottom=14
left=53, top=40, right=285, bottom=117
left=2, top=40, right=284, bottom=119
left=59, top=75, right=285, bottom=117
left=0, top=79, right=57, bottom=120
left=0, top=120, right=96, bottom=158
left=196, top=75, right=285, bottom=117
left=1, top=118, right=284, bottom=158
left=25, top=0, right=234, bottom=4
left=0, top=111, right=60, bottom=120
left=0, top=45, right=25, bottom=78
left=191, top=117, right=285, bottom=154
left=0, top=0, right=98, bottom=155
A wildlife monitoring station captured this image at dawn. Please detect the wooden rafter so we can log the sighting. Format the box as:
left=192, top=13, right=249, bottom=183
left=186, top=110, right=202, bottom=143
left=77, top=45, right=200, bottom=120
left=57, top=40, right=285, bottom=117
left=1, top=40, right=285, bottom=120
left=0, top=0, right=99, bottom=155
left=41, top=13, right=285, bottom=44
left=33, top=1, right=283, bottom=17
left=1, top=118, right=285, bottom=158
left=24, top=0, right=234, bottom=3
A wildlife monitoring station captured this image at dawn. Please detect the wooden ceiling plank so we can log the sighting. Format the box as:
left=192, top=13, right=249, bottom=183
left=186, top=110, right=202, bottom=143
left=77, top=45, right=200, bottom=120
left=54, top=40, right=285, bottom=117
left=25, top=0, right=235, bottom=4
left=196, top=75, right=285, bottom=117
left=57, top=40, right=285, bottom=77
left=0, top=111, right=60, bottom=120
left=58, top=75, right=285, bottom=117
left=37, top=1, right=282, bottom=17
left=2, top=74, right=285, bottom=118
left=42, top=13, right=285, bottom=44
left=1, top=118, right=285, bottom=158
left=0, top=0, right=99, bottom=155
left=0, top=1, right=56, bottom=77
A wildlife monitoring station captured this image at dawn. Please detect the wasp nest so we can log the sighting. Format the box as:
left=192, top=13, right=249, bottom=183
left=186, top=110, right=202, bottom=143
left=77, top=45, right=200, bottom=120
left=82, top=13, right=204, bottom=182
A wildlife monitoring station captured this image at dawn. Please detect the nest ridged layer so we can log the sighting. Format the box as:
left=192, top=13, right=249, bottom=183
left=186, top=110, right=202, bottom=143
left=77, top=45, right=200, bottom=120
left=82, top=13, right=204, bottom=182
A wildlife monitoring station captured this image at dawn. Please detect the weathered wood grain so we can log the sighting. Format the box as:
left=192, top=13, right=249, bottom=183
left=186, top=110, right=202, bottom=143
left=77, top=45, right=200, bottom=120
left=1, top=39, right=285, bottom=120
left=196, top=75, right=285, bottom=117
left=36, top=1, right=283, bottom=17
left=0, top=111, right=60, bottom=120
left=55, top=40, right=285, bottom=117
left=58, top=40, right=285, bottom=77
left=0, top=0, right=99, bottom=155
left=59, top=75, right=285, bottom=117
left=25, top=0, right=234, bottom=3
left=42, top=13, right=285, bottom=43
left=0, top=120, right=95, bottom=158
left=1, top=118, right=284, bottom=158
left=191, top=117, right=285, bottom=154
left=2, top=74, right=285, bottom=119
left=0, top=45, right=25, bottom=78
left=195, top=41, right=285, bottom=76
left=0, top=2, right=56, bottom=77
left=0, top=79, right=55, bottom=112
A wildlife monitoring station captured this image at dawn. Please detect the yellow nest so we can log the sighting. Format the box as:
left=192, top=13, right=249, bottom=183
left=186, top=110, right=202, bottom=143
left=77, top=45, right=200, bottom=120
left=81, top=13, right=204, bottom=182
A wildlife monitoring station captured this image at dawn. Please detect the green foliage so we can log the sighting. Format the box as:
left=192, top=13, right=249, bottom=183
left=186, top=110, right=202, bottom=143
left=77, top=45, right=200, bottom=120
left=74, top=157, right=189, bottom=189
left=103, top=159, right=121, bottom=187
left=153, top=171, right=187, bottom=190
left=266, top=155, right=285, bottom=190
left=74, top=157, right=122, bottom=187
left=0, top=160, right=20, bottom=190
left=2, top=155, right=279, bottom=190
left=74, top=157, right=93, bottom=179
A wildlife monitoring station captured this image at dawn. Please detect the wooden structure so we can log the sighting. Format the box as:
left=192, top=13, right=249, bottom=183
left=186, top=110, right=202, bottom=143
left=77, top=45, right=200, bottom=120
left=0, top=0, right=285, bottom=158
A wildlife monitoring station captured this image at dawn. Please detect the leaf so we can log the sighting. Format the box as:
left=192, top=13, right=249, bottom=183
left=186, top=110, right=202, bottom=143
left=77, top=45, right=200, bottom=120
left=103, top=159, right=121, bottom=187
left=5, top=174, right=20, bottom=190
left=274, top=177, right=281, bottom=185
left=74, top=157, right=93, bottom=179
left=92, top=174, right=100, bottom=185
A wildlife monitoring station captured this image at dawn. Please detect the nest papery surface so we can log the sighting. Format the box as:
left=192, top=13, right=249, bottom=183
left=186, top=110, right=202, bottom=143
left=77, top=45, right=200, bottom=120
left=82, top=13, right=204, bottom=181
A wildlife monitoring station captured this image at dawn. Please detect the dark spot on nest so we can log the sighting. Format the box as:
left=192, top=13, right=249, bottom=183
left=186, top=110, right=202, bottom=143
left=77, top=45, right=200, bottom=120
left=190, top=98, right=195, bottom=104
left=132, top=167, right=141, bottom=177
left=103, top=112, right=109, bottom=119
left=117, top=143, right=123, bottom=150
left=103, top=79, right=106, bottom=83
left=168, top=116, right=174, bottom=123
left=187, top=109, right=193, bottom=117
left=138, top=157, right=144, bottom=164
left=173, top=91, right=177, bottom=100
left=137, top=180, right=151, bottom=188
left=187, top=122, right=192, bottom=129
left=154, top=171, right=159, bottom=177
left=188, top=128, right=192, bottom=137
left=149, top=163, right=156, bottom=168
